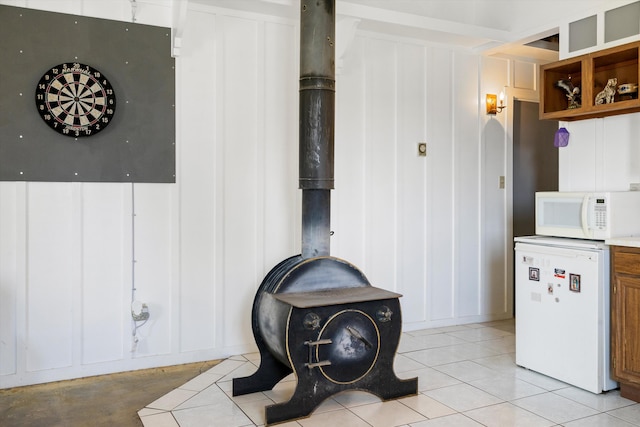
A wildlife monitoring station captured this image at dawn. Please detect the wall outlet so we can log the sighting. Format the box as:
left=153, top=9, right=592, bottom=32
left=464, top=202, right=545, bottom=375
left=630, top=183, right=640, bottom=191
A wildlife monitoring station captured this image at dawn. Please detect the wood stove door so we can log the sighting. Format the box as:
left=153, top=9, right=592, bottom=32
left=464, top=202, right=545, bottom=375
left=263, top=298, right=416, bottom=425
left=316, top=309, right=380, bottom=384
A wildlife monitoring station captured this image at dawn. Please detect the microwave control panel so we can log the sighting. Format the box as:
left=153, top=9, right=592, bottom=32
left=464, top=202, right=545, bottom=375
left=594, top=198, right=607, bottom=228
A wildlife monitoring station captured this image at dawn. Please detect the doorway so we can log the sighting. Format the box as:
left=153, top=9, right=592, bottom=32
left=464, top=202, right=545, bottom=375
left=512, top=100, right=558, bottom=316
left=513, top=100, right=559, bottom=238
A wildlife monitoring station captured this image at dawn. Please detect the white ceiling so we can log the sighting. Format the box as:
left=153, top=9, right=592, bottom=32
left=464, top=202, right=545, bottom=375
left=188, top=0, right=634, bottom=62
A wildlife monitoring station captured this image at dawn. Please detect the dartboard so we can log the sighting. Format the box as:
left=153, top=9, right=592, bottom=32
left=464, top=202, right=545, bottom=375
left=35, top=63, right=116, bottom=137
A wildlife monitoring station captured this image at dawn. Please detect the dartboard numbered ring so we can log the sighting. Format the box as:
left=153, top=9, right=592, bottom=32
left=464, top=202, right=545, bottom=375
left=35, top=63, right=116, bottom=137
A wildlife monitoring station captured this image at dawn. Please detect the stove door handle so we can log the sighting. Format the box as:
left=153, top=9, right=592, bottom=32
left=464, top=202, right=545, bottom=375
left=304, top=339, right=332, bottom=346
left=304, top=339, right=332, bottom=370
left=346, top=326, right=372, bottom=350
left=306, top=360, right=332, bottom=369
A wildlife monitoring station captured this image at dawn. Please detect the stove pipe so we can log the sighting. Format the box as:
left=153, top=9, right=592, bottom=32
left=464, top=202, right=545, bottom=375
left=299, top=0, right=335, bottom=259
left=231, top=4, right=419, bottom=422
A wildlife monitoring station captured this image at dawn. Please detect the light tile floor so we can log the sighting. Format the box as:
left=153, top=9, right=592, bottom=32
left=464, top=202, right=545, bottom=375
left=138, top=319, right=640, bottom=426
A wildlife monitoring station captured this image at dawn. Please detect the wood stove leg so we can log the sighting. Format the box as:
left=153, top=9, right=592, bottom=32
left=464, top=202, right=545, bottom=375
left=367, top=357, right=418, bottom=399
left=232, top=350, right=292, bottom=396
left=264, top=376, right=417, bottom=425
left=264, top=376, right=337, bottom=425
left=264, top=367, right=417, bottom=425
left=376, top=375, right=418, bottom=400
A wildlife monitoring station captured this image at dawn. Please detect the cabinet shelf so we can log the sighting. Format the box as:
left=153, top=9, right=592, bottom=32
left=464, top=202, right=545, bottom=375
left=540, top=41, right=640, bottom=121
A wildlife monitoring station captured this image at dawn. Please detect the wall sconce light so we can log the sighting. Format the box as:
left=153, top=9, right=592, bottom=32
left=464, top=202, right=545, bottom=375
left=486, top=91, right=506, bottom=114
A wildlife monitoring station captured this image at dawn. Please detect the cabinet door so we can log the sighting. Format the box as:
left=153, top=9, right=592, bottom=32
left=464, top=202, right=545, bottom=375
left=613, top=274, right=640, bottom=385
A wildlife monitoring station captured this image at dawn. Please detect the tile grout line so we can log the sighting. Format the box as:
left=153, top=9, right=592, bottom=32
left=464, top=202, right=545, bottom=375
left=136, top=320, right=640, bottom=427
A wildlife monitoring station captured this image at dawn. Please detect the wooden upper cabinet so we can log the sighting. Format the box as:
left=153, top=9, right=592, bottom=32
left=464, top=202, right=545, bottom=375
left=540, top=41, right=640, bottom=121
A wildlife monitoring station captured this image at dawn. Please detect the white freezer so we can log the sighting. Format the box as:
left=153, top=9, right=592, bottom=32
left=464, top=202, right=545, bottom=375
left=514, top=236, right=617, bottom=393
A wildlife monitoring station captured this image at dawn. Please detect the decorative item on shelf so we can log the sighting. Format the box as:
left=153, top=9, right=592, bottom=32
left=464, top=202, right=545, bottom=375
left=617, top=83, right=638, bottom=101
left=595, top=77, right=618, bottom=105
left=486, top=91, right=506, bottom=114
left=556, top=79, right=581, bottom=109
left=554, top=127, right=570, bottom=148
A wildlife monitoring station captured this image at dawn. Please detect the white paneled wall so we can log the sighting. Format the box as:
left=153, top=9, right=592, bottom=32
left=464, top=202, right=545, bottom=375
left=0, top=183, right=19, bottom=376
left=131, top=184, right=175, bottom=357
left=395, top=42, right=428, bottom=323
left=335, top=36, right=514, bottom=328
left=177, top=7, right=218, bottom=354
left=0, top=0, right=514, bottom=388
left=559, top=113, right=640, bottom=191
left=365, top=37, right=399, bottom=292
left=80, top=184, right=129, bottom=365
left=425, top=47, right=455, bottom=322
left=221, top=14, right=262, bottom=350
left=481, top=56, right=510, bottom=317
left=26, top=184, right=73, bottom=372
left=333, top=34, right=367, bottom=269
left=453, top=52, right=482, bottom=319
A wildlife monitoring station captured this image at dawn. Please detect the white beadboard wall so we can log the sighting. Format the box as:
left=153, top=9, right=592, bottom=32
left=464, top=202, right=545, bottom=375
left=0, top=0, right=520, bottom=388
left=558, top=113, right=640, bottom=191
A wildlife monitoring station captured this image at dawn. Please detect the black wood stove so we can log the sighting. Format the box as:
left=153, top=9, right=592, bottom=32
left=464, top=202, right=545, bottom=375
left=232, top=1, right=417, bottom=424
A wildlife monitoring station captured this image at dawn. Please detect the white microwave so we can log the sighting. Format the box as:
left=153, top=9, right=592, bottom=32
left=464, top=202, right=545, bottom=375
left=535, top=191, right=640, bottom=240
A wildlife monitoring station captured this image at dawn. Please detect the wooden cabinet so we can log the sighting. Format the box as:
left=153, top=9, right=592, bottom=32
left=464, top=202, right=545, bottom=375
left=610, top=245, right=640, bottom=402
left=540, top=41, right=640, bottom=121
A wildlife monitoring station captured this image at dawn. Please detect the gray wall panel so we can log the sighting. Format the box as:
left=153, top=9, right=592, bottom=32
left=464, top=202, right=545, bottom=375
left=0, top=5, right=175, bottom=182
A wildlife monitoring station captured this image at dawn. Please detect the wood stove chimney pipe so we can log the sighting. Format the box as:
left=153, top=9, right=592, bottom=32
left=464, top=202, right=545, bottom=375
left=299, top=0, right=335, bottom=259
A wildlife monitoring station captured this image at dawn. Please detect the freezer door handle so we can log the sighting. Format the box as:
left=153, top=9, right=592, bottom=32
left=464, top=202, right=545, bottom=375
left=516, top=245, right=601, bottom=260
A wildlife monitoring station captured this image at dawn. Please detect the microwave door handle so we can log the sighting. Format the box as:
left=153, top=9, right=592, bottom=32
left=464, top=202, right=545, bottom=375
left=581, top=195, right=592, bottom=238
